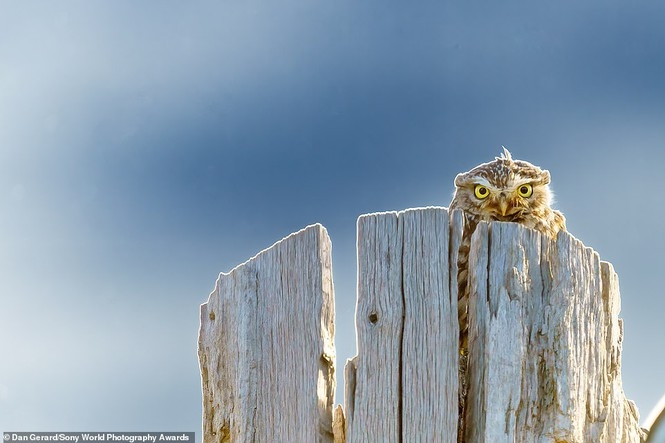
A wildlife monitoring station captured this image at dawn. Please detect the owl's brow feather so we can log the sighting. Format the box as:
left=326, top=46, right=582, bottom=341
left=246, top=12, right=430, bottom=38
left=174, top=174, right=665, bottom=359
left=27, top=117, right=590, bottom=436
left=467, top=176, right=540, bottom=194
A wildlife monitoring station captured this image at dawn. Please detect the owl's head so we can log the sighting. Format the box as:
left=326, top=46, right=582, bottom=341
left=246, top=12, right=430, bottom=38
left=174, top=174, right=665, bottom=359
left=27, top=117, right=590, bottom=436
left=451, top=148, right=554, bottom=221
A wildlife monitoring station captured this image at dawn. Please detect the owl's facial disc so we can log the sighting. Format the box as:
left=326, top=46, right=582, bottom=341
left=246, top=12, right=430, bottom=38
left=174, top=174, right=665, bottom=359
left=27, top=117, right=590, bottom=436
left=471, top=178, right=534, bottom=219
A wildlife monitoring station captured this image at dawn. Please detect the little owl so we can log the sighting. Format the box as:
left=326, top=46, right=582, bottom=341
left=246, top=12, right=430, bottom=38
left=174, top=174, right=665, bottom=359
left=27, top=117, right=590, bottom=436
left=450, top=147, right=566, bottom=237
left=449, top=148, right=566, bottom=443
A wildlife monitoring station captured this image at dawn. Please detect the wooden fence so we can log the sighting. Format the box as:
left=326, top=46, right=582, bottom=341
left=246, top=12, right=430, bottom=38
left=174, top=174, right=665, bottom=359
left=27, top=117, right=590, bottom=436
left=198, top=207, right=645, bottom=442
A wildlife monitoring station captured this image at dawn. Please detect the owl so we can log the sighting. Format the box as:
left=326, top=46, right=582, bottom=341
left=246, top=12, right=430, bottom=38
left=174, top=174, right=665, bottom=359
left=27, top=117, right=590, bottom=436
left=449, top=147, right=566, bottom=237
left=450, top=148, right=566, bottom=443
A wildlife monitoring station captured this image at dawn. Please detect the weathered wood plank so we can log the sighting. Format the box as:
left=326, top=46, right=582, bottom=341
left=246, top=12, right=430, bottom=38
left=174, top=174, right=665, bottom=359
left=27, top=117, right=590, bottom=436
left=346, top=212, right=403, bottom=442
left=198, top=224, right=336, bottom=443
left=198, top=207, right=644, bottom=442
left=449, top=208, right=466, bottom=443
left=596, top=260, right=644, bottom=443
left=401, top=207, right=458, bottom=441
left=465, top=221, right=644, bottom=442
left=464, top=220, right=490, bottom=443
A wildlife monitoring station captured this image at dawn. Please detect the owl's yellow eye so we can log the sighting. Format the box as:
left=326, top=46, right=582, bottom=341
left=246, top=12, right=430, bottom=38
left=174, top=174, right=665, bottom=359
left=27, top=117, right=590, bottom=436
left=518, top=184, right=533, bottom=198
left=474, top=184, right=490, bottom=199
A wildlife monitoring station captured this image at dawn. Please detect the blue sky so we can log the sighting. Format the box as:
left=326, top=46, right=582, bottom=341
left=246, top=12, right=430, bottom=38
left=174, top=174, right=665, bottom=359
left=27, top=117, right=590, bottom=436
left=2, top=0, right=665, bottom=432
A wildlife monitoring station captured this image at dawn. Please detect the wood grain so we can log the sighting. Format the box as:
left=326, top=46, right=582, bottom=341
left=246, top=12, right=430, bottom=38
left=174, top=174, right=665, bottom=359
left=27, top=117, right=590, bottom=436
left=198, top=224, right=335, bottom=443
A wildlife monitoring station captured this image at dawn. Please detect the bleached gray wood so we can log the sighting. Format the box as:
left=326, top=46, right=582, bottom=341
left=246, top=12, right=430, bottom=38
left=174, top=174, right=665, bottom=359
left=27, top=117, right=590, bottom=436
left=448, top=209, right=465, bottom=442
left=198, top=206, right=644, bottom=442
left=198, top=224, right=336, bottom=443
left=345, top=212, right=403, bottom=442
left=344, top=356, right=357, bottom=441
left=347, top=208, right=462, bottom=442
left=464, top=221, right=490, bottom=443
left=598, top=261, right=645, bottom=443
left=465, top=220, right=644, bottom=442
left=401, top=207, right=458, bottom=441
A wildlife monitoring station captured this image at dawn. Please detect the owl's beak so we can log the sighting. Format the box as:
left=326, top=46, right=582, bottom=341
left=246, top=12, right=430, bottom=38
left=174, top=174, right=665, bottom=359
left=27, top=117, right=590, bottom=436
left=499, top=199, right=509, bottom=217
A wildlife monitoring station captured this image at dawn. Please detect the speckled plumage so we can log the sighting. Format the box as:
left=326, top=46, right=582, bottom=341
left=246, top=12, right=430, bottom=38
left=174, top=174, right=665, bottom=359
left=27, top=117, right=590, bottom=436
left=449, top=148, right=566, bottom=443
left=450, top=147, right=566, bottom=238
